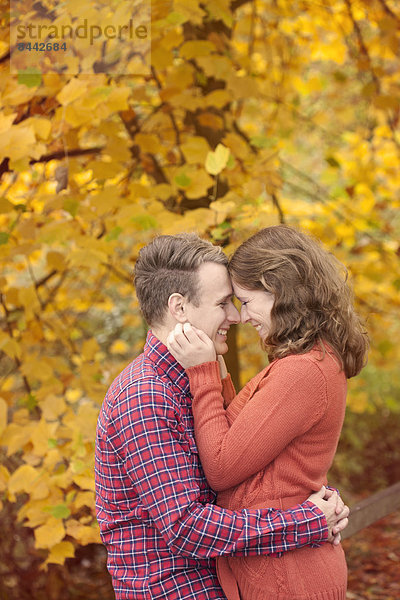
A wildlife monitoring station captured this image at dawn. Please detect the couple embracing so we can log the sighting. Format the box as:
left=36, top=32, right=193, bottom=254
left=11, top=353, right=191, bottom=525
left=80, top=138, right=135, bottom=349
left=95, top=225, right=368, bottom=600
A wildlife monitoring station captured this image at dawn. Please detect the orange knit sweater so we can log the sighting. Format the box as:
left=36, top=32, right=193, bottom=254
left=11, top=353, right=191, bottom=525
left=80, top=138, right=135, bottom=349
left=187, top=345, right=348, bottom=600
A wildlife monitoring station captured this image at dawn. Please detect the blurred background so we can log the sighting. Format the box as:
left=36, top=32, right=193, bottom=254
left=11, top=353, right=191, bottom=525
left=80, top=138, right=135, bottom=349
left=1, top=0, right=399, bottom=598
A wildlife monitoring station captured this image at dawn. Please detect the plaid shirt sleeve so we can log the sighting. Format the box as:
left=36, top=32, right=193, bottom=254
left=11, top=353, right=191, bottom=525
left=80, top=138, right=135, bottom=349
left=109, top=377, right=328, bottom=558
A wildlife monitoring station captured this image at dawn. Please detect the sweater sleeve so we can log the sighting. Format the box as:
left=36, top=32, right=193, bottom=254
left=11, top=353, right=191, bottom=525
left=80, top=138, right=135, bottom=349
left=221, top=373, right=236, bottom=408
left=186, top=357, right=328, bottom=492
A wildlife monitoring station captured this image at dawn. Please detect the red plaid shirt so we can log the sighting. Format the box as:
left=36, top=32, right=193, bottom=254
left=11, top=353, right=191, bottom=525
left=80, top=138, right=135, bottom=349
left=95, top=332, right=328, bottom=600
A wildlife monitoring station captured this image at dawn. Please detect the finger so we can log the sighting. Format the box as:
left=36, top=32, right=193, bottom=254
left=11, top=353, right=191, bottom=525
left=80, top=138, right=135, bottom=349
left=314, top=486, right=326, bottom=499
left=174, top=323, right=184, bottom=336
left=332, top=532, right=342, bottom=546
left=183, top=322, right=202, bottom=343
left=166, top=332, right=179, bottom=351
left=167, top=329, right=186, bottom=351
left=332, top=517, right=348, bottom=534
left=335, top=496, right=345, bottom=515
left=172, top=323, right=191, bottom=346
left=193, top=327, right=213, bottom=345
left=335, top=504, right=350, bottom=521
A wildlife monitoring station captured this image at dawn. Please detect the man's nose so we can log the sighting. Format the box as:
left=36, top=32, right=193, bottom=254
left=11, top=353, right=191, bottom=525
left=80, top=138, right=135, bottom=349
left=240, top=306, right=249, bottom=324
left=227, top=303, right=240, bottom=324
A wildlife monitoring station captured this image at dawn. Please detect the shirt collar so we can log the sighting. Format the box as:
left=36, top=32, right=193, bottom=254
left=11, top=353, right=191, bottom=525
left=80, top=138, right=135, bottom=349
left=144, top=330, right=190, bottom=396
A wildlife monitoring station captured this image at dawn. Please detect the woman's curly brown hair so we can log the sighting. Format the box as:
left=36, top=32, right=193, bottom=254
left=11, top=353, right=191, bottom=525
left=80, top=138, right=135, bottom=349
left=229, top=225, right=369, bottom=378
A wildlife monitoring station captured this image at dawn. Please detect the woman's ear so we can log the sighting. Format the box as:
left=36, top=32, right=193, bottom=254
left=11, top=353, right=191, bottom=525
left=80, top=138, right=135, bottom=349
left=168, top=293, right=187, bottom=323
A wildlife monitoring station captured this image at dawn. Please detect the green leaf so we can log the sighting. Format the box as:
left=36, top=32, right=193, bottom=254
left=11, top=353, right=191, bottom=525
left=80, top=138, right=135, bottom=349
left=175, top=173, right=192, bottom=187
left=131, top=214, right=158, bottom=230
left=326, top=156, right=340, bottom=168
left=50, top=504, right=71, bottom=519
left=106, top=227, right=122, bottom=241
left=0, top=232, right=9, bottom=245
left=63, top=198, right=79, bottom=217
left=250, top=135, right=275, bottom=149
left=17, top=68, right=42, bottom=88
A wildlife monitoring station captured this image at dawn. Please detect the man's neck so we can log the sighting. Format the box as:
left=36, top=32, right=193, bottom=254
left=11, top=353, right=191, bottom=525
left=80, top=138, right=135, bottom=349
left=151, top=324, right=171, bottom=349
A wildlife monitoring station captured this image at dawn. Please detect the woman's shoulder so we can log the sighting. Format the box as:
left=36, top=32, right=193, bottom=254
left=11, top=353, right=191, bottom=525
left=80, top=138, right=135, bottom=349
left=270, top=343, right=345, bottom=382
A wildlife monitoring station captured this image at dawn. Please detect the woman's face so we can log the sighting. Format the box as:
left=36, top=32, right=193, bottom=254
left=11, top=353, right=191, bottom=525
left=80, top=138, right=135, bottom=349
left=232, top=281, right=275, bottom=339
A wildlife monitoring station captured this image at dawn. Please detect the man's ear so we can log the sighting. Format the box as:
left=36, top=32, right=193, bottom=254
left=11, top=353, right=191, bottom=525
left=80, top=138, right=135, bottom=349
left=168, top=293, right=187, bottom=323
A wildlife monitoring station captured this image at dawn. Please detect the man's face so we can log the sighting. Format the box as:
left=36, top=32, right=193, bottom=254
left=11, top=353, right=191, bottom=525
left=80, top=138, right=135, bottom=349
left=185, top=262, right=240, bottom=355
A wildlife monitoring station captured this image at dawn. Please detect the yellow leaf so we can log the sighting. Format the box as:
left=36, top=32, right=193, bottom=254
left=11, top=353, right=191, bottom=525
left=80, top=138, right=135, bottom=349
left=173, top=0, right=206, bottom=25
left=30, top=420, right=58, bottom=457
left=0, top=125, right=37, bottom=162
left=185, top=170, right=214, bottom=199
left=205, top=89, right=232, bottom=109
left=196, top=55, right=231, bottom=79
left=34, top=517, right=65, bottom=549
left=77, top=403, right=99, bottom=442
left=30, top=117, right=52, bottom=140
left=63, top=104, right=95, bottom=127
left=65, top=389, right=82, bottom=404
left=8, top=464, right=38, bottom=495
left=135, top=133, right=160, bottom=154
left=40, top=395, right=67, bottom=421
left=46, top=251, right=67, bottom=271
left=0, top=113, right=17, bottom=134
left=66, top=520, right=101, bottom=545
left=222, top=132, right=250, bottom=161
left=0, top=333, right=21, bottom=361
left=74, top=491, right=95, bottom=510
left=21, top=356, right=53, bottom=382
left=181, top=137, right=210, bottom=164
left=19, top=286, right=41, bottom=321
left=56, top=78, right=88, bottom=106
left=81, top=339, right=100, bottom=361
left=179, top=40, right=215, bottom=60
left=72, top=473, right=95, bottom=491
left=68, top=248, right=108, bottom=268
left=209, top=199, right=236, bottom=224
left=105, top=87, right=131, bottom=112
left=45, top=541, right=75, bottom=566
left=2, top=422, right=35, bottom=456
left=197, top=112, right=224, bottom=131
left=151, top=46, right=174, bottom=70
left=152, top=184, right=173, bottom=200
left=31, top=477, right=50, bottom=501
left=110, top=339, right=129, bottom=354
left=227, top=74, right=259, bottom=99
left=205, top=144, right=231, bottom=176
left=0, top=465, right=10, bottom=492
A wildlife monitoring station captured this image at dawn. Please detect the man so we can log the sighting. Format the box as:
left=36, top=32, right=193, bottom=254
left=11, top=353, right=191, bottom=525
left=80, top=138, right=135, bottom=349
left=95, top=233, right=349, bottom=600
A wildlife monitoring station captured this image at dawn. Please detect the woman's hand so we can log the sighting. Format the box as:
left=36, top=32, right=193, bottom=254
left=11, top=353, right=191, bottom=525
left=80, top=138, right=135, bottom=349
left=307, top=486, right=350, bottom=546
left=167, top=323, right=216, bottom=369
left=217, top=355, right=228, bottom=379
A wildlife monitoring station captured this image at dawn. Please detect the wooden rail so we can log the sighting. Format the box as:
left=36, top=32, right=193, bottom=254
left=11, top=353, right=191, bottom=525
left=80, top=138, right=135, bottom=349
left=341, top=481, right=400, bottom=539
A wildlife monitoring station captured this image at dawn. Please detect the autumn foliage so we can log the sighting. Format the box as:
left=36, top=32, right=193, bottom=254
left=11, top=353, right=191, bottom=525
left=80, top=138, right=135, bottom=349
left=0, top=0, right=399, bottom=594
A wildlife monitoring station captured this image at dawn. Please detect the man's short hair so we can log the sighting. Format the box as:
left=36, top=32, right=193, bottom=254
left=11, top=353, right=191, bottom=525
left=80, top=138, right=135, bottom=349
left=134, top=233, right=228, bottom=326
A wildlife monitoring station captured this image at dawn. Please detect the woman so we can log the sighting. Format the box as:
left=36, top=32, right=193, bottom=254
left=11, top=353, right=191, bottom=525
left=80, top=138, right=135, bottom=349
left=167, top=225, right=368, bottom=600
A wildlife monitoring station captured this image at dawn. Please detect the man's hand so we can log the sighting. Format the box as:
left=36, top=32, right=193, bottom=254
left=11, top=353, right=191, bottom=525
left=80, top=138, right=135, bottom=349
left=167, top=323, right=216, bottom=369
left=307, top=486, right=350, bottom=546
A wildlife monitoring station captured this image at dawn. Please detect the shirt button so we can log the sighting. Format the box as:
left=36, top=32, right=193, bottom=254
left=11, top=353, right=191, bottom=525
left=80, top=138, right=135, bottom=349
left=177, top=423, right=185, bottom=433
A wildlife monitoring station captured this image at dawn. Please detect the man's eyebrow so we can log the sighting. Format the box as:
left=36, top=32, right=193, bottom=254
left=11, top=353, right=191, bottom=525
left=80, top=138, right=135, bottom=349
left=217, top=293, right=233, bottom=302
